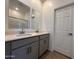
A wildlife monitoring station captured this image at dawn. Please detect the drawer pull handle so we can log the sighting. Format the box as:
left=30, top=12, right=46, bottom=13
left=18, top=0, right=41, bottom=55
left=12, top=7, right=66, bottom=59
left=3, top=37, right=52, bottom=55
left=44, top=40, right=46, bottom=44
left=29, top=47, right=32, bottom=53
left=26, top=46, right=32, bottom=55
left=27, top=47, right=30, bottom=54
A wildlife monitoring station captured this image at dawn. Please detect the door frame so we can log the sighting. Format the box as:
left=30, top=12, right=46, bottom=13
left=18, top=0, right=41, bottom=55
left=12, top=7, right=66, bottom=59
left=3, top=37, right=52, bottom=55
left=54, top=2, right=74, bottom=58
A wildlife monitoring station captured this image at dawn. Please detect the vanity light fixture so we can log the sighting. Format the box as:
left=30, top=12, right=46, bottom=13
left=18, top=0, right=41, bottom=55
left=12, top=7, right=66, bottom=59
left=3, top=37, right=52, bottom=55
left=32, top=14, right=35, bottom=19
left=15, top=7, right=19, bottom=10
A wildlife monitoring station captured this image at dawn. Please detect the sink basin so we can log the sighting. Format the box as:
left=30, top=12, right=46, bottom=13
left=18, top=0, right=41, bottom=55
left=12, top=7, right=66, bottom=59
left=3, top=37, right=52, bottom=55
left=16, top=33, right=32, bottom=36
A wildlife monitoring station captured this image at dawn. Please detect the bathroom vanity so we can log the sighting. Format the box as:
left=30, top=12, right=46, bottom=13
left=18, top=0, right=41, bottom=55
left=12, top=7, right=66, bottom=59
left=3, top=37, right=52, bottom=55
left=5, top=33, right=49, bottom=59
left=5, top=0, right=49, bottom=59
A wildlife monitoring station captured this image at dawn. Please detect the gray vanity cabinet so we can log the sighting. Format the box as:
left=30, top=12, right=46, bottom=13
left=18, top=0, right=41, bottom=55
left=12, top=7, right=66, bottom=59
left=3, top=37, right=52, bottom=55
left=5, top=42, right=11, bottom=59
left=5, top=34, right=49, bottom=59
left=39, top=35, right=49, bottom=56
left=29, top=42, right=39, bottom=59
left=12, top=42, right=38, bottom=59
left=12, top=45, right=30, bottom=59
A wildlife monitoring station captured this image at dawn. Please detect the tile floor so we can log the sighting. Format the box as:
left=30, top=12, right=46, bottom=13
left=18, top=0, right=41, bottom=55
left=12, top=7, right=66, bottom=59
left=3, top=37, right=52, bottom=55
left=40, top=51, right=71, bottom=59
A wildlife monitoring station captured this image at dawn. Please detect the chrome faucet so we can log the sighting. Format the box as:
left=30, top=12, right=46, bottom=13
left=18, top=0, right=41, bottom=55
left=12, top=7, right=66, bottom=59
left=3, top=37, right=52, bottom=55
left=19, top=23, right=25, bottom=34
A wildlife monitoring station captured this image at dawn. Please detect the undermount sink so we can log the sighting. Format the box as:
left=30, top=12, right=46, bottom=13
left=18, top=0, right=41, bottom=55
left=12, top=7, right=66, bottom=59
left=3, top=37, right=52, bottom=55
left=16, top=33, right=32, bottom=36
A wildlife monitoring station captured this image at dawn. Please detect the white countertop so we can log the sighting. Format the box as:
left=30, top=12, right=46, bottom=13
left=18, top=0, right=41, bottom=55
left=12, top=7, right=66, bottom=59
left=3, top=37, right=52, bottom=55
left=5, top=32, right=49, bottom=42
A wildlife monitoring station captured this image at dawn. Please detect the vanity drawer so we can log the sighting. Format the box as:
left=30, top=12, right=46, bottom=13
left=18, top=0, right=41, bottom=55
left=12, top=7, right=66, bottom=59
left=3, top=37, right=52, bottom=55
left=40, top=34, right=49, bottom=39
left=11, top=37, right=39, bottom=49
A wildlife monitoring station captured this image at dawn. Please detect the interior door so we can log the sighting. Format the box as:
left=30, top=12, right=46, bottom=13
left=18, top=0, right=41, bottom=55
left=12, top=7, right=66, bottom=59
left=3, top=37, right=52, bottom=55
left=55, top=4, right=74, bottom=58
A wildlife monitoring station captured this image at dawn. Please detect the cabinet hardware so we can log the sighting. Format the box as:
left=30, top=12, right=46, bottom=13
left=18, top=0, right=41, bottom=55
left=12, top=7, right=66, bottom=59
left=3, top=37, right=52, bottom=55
left=68, top=33, right=73, bottom=36
left=44, top=40, right=46, bottom=44
left=29, top=47, right=32, bottom=53
left=27, top=47, right=30, bottom=54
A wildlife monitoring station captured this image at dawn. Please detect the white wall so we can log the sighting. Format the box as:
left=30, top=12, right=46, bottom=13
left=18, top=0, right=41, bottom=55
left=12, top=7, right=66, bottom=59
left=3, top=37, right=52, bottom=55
left=42, top=0, right=74, bottom=52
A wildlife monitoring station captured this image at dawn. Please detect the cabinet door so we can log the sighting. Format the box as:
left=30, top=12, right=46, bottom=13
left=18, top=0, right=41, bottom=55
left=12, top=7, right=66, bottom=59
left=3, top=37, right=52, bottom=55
left=5, top=42, right=11, bottom=59
left=30, top=42, right=38, bottom=59
left=12, top=42, right=38, bottom=59
left=12, top=45, right=31, bottom=59
left=39, top=38, right=49, bottom=56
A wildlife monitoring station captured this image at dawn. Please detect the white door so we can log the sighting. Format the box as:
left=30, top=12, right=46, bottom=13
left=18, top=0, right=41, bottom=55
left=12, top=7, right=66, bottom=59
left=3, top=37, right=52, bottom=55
left=55, top=4, right=74, bottom=58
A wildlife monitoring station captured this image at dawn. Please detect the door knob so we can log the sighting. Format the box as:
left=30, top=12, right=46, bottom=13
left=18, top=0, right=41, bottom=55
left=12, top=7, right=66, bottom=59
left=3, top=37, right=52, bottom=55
left=68, top=33, right=73, bottom=36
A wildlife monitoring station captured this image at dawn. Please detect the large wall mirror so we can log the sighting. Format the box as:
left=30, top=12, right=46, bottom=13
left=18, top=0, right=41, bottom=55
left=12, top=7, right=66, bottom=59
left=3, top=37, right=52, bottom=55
left=6, top=0, right=41, bottom=32
left=8, top=0, right=30, bottom=29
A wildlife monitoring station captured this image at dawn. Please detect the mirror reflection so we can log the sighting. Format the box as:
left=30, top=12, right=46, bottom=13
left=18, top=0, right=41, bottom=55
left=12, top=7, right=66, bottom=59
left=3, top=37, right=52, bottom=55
left=8, top=0, right=30, bottom=29
left=8, top=0, right=41, bottom=32
left=31, top=9, right=41, bottom=30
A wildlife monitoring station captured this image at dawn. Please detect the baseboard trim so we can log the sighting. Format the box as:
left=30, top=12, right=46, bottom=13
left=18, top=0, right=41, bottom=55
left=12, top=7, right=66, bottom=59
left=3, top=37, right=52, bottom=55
left=54, top=50, right=72, bottom=59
